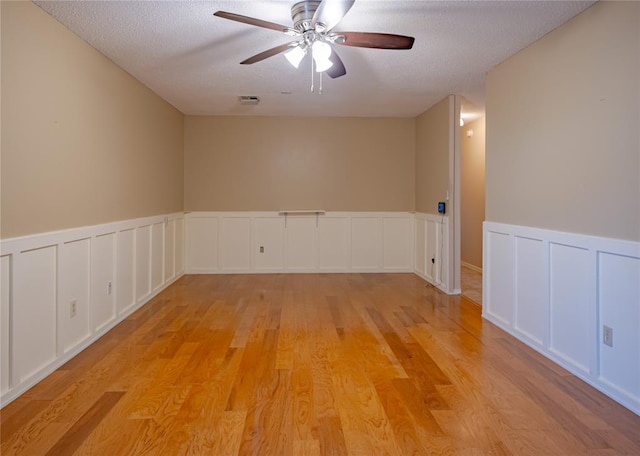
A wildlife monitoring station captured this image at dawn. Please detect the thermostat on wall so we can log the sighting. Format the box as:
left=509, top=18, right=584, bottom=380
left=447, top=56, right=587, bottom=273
left=437, top=202, right=446, bottom=214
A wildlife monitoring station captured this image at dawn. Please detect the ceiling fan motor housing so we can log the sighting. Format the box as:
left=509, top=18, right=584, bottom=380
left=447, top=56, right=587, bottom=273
left=291, top=1, right=321, bottom=32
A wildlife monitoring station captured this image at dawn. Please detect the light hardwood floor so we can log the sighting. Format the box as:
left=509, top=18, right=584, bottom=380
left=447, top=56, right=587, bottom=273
left=460, top=264, right=483, bottom=306
left=2, top=273, right=639, bottom=455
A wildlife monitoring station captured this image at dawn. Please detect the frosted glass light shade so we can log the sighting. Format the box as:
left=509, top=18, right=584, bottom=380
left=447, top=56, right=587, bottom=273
left=312, top=41, right=333, bottom=72
left=285, top=45, right=306, bottom=68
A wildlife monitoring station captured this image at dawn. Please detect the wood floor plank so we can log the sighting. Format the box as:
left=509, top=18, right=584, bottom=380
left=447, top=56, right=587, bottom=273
left=127, top=342, right=200, bottom=419
left=276, top=290, right=296, bottom=370
left=237, top=330, right=294, bottom=454
left=179, top=410, right=246, bottom=455
left=43, top=391, right=124, bottom=456
left=309, top=322, right=349, bottom=456
left=229, top=299, right=258, bottom=348
left=73, top=415, right=148, bottom=455
left=2, top=273, right=639, bottom=456
left=0, top=398, right=51, bottom=441
left=293, top=439, right=321, bottom=456
left=347, top=296, right=408, bottom=379
left=166, top=345, right=245, bottom=453
left=372, top=377, right=431, bottom=456
left=331, top=335, right=404, bottom=455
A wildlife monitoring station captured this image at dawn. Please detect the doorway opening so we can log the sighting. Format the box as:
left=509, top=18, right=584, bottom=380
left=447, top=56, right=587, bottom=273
left=459, top=102, right=485, bottom=305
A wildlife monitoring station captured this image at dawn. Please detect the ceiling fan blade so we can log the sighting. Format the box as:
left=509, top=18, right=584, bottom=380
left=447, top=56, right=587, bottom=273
left=240, top=42, right=295, bottom=65
left=326, top=50, right=346, bottom=79
left=311, top=0, right=355, bottom=31
left=338, top=32, right=415, bottom=49
left=214, top=11, right=290, bottom=33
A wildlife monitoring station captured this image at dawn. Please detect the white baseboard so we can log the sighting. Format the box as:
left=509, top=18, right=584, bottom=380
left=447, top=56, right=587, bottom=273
left=461, top=261, right=482, bottom=273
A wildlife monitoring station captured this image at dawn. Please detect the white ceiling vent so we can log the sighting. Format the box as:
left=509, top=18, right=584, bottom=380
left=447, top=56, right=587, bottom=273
left=238, top=95, right=260, bottom=105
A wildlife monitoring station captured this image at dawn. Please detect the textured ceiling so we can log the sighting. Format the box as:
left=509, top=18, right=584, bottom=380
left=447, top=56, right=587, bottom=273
left=34, top=0, right=595, bottom=118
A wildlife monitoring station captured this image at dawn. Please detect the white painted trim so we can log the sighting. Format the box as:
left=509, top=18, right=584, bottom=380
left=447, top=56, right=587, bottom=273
left=483, top=221, right=640, bottom=416
left=450, top=94, right=462, bottom=295
left=0, top=212, right=185, bottom=407
left=413, top=212, right=456, bottom=294
left=461, top=261, right=482, bottom=273
left=0, top=213, right=185, bottom=257
left=184, top=211, right=415, bottom=274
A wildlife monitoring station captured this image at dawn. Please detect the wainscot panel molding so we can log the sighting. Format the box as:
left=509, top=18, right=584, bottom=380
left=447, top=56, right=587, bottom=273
left=414, top=212, right=450, bottom=293
left=184, top=212, right=415, bottom=274
left=483, top=221, right=640, bottom=416
left=0, top=213, right=185, bottom=407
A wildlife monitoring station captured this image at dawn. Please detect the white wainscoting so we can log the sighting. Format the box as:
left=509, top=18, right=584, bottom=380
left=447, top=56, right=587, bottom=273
left=0, top=213, right=184, bottom=406
left=483, top=221, right=640, bottom=415
left=413, top=212, right=450, bottom=292
left=185, top=212, right=415, bottom=274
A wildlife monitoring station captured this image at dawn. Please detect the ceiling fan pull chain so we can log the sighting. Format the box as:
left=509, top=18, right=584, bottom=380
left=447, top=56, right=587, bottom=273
left=310, top=55, right=315, bottom=93
left=319, top=69, right=323, bottom=95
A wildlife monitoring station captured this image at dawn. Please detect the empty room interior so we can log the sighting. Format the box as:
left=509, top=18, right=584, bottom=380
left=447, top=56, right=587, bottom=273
left=1, top=1, right=639, bottom=455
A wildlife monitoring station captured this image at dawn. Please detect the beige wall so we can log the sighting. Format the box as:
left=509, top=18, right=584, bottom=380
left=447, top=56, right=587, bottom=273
left=415, top=96, right=452, bottom=214
left=461, top=116, right=485, bottom=269
left=1, top=1, right=184, bottom=239
left=486, top=1, right=640, bottom=242
left=184, top=116, right=415, bottom=212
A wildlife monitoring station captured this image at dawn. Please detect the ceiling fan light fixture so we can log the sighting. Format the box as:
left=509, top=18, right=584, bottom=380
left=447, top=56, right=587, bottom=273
left=285, top=45, right=307, bottom=68
left=312, top=40, right=333, bottom=72
left=284, top=27, right=301, bottom=36
left=214, top=0, right=415, bottom=83
left=314, top=22, right=328, bottom=33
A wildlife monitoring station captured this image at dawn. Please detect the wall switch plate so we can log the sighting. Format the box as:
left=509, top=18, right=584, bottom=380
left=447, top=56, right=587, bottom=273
left=603, top=325, right=613, bottom=347
left=438, top=202, right=446, bottom=214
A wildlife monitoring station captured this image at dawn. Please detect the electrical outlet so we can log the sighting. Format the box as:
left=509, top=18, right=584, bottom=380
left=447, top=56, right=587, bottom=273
left=108, top=281, right=112, bottom=295
left=260, top=246, right=264, bottom=253
left=603, top=325, right=613, bottom=347
left=70, top=299, right=77, bottom=318
left=431, top=258, right=435, bottom=264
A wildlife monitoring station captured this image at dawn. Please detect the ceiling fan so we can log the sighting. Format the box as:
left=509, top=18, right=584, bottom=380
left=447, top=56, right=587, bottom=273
left=214, top=0, right=415, bottom=80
